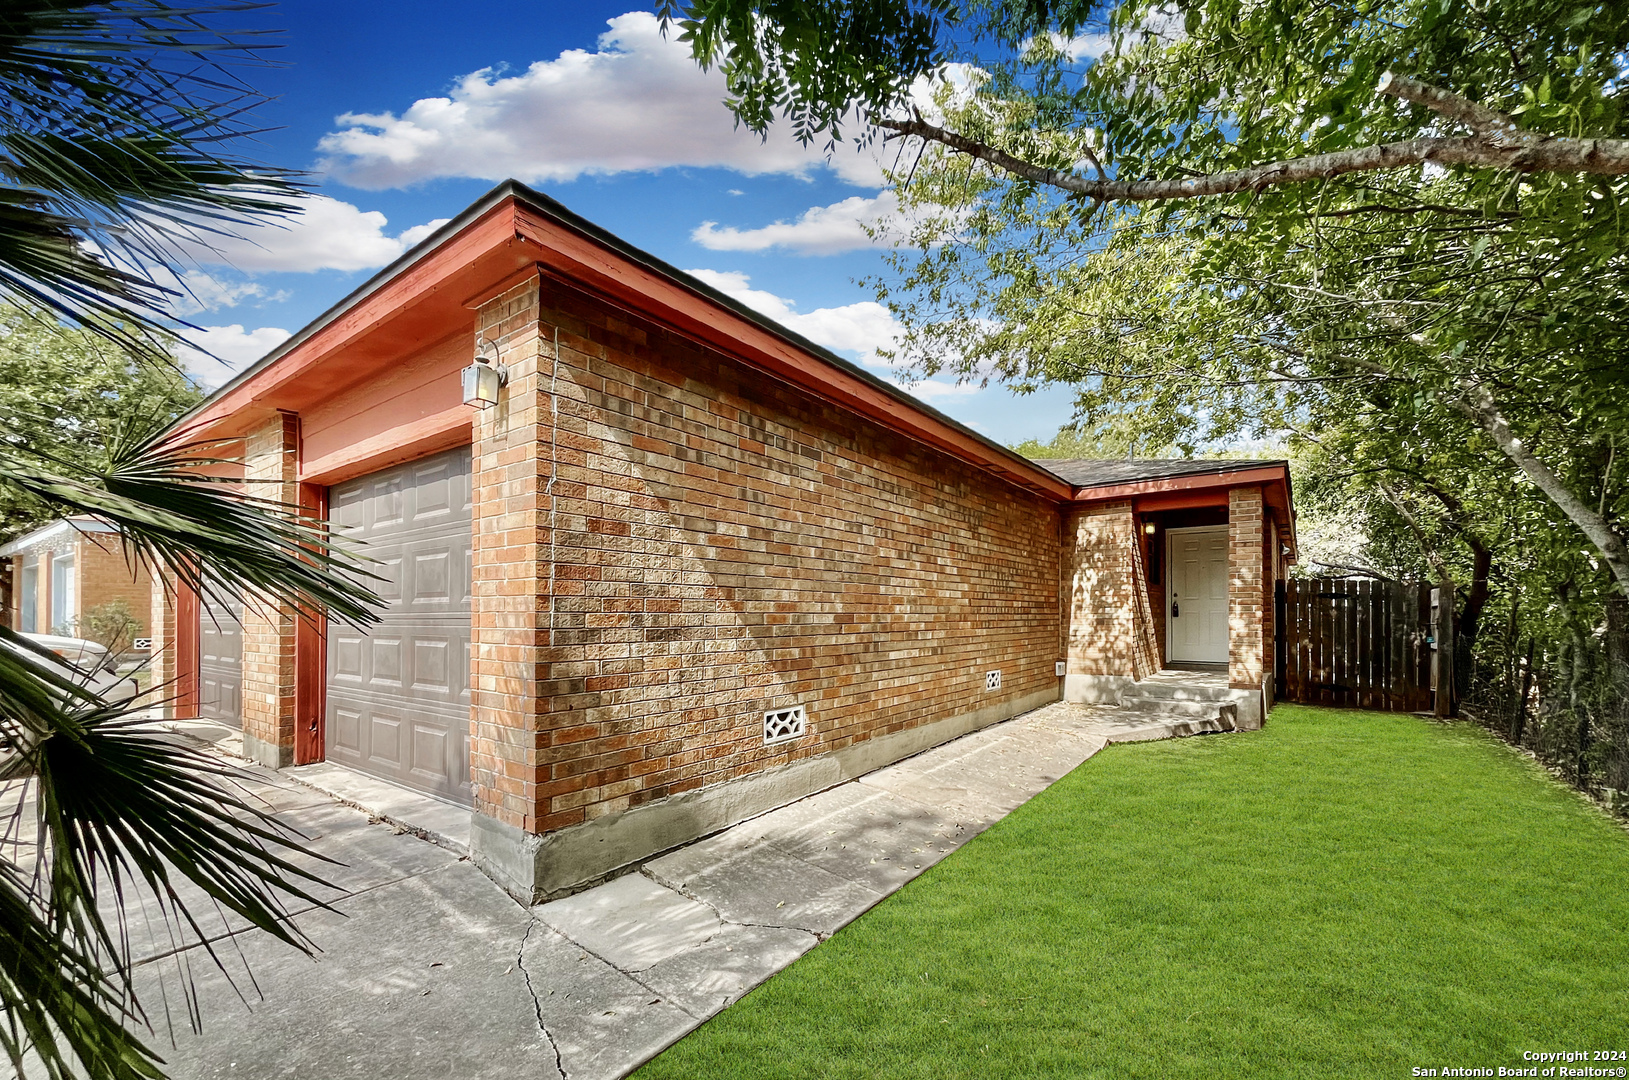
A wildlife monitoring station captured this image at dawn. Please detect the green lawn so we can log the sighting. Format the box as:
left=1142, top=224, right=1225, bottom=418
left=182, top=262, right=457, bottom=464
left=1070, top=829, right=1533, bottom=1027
left=637, top=706, right=1629, bottom=1079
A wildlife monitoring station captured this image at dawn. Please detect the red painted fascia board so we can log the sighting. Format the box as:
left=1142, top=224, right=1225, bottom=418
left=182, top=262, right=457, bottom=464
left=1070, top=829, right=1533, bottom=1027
left=173, top=188, right=1072, bottom=502
left=1132, top=490, right=1231, bottom=513
left=511, top=210, right=1074, bottom=501
left=174, top=204, right=522, bottom=440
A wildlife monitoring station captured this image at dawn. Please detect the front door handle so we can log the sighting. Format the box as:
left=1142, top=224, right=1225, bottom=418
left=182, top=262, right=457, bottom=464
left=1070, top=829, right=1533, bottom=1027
left=1172, top=601, right=1180, bottom=617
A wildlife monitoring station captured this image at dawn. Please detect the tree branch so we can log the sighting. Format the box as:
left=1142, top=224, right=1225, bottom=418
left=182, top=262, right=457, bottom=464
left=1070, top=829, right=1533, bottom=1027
left=877, top=75, right=1629, bottom=203
left=1449, top=378, right=1629, bottom=599
left=1374, top=72, right=1520, bottom=136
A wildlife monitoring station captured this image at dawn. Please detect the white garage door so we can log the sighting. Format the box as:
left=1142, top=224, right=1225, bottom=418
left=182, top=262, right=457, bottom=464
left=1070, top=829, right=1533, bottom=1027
left=325, top=446, right=472, bottom=804
left=198, top=590, right=242, bottom=727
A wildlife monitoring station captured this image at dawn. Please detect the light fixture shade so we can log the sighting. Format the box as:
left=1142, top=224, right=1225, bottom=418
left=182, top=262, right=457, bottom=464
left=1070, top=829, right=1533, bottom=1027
left=462, top=361, right=502, bottom=408
left=1143, top=521, right=1157, bottom=535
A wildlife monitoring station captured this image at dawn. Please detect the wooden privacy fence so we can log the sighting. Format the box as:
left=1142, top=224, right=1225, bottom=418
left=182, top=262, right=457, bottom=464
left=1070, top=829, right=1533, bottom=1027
left=1276, top=578, right=1436, bottom=712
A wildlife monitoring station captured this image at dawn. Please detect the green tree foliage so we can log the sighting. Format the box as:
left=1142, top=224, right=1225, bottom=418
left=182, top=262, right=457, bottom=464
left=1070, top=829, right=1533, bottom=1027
left=0, top=307, right=202, bottom=540
left=665, top=0, right=1629, bottom=605
left=0, top=6, right=378, bottom=1079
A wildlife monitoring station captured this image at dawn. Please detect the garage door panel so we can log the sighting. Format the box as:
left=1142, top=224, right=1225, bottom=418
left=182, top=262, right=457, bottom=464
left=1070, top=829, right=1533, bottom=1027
left=198, top=590, right=243, bottom=728
left=325, top=445, right=471, bottom=805
left=332, top=706, right=361, bottom=752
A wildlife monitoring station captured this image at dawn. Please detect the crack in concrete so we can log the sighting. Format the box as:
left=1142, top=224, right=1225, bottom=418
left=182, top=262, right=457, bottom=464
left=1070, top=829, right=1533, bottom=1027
left=518, top=919, right=568, bottom=1080
left=531, top=914, right=703, bottom=1021
left=637, top=865, right=826, bottom=944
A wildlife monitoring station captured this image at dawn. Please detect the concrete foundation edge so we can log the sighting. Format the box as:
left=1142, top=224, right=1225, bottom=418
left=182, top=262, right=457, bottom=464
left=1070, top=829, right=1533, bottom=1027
left=469, top=686, right=1061, bottom=904
left=1064, top=673, right=1135, bottom=705
left=1233, top=684, right=1266, bottom=731
left=241, top=732, right=292, bottom=771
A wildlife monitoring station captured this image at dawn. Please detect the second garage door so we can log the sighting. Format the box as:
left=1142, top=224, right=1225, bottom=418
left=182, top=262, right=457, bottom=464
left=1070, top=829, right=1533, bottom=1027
left=198, top=590, right=242, bottom=727
left=325, top=446, right=472, bottom=804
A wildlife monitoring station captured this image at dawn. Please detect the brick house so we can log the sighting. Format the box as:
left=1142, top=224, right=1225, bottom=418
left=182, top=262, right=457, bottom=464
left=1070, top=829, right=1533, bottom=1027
left=149, top=181, right=1296, bottom=902
left=1, top=516, right=153, bottom=641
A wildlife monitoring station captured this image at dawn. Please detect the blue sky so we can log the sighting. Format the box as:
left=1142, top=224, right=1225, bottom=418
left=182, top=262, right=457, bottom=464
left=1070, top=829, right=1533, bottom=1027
left=170, top=0, right=1080, bottom=447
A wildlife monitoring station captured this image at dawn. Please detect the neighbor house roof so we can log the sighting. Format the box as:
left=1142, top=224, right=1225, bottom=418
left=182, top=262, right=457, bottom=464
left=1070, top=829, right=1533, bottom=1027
left=0, top=516, right=117, bottom=558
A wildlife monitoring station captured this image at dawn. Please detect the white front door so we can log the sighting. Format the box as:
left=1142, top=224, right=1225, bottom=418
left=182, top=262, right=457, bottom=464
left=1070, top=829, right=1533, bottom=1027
left=1167, top=526, right=1229, bottom=664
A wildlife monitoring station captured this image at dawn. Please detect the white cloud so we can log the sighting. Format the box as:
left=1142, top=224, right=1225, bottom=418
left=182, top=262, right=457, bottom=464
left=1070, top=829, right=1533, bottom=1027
left=180, top=195, right=451, bottom=274
left=163, top=271, right=280, bottom=315
left=891, top=378, right=980, bottom=400
left=692, top=193, right=902, bottom=255
left=178, top=324, right=292, bottom=390
left=317, top=12, right=885, bottom=189
left=685, top=269, right=902, bottom=363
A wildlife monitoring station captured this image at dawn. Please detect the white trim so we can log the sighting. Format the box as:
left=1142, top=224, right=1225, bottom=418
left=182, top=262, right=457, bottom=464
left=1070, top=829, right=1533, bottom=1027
left=0, top=517, right=116, bottom=558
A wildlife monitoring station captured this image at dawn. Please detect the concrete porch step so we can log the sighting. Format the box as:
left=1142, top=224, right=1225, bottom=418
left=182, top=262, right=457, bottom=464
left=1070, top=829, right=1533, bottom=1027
left=1120, top=681, right=1236, bottom=704
left=1119, top=695, right=1236, bottom=717
left=1117, top=670, right=1245, bottom=731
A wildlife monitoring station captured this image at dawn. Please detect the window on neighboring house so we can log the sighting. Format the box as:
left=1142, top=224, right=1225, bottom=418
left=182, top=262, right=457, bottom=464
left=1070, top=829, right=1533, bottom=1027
left=19, top=560, right=38, bottom=634
left=50, top=553, right=74, bottom=635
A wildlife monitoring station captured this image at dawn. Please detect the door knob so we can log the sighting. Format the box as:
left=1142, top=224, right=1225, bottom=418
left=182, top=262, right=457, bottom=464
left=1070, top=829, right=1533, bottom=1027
left=1172, top=602, right=1180, bottom=617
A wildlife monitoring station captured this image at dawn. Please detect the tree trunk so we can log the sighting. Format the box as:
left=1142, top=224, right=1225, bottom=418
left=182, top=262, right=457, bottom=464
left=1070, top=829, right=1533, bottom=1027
left=1513, top=638, right=1534, bottom=745
left=1454, top=538, right=1492, bottom=700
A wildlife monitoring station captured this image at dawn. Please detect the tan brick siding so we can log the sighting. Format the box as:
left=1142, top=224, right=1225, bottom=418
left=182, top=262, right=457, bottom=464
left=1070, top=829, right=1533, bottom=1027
left=73, top=535, right=152, bottom=640
left=149, top=566, right=179, bottom=715
left=470, top=277, right=1062, bottom=835
left=239, top=413, right=300, bottom=762
left=1228, top=485, right=1266, bottom=690
left=1064, top=502, right=1159, bottom=678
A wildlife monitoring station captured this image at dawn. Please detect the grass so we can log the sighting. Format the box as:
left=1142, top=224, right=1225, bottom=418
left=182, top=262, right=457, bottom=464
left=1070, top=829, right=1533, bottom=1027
left=636, top=706, right=1629, bottom=1079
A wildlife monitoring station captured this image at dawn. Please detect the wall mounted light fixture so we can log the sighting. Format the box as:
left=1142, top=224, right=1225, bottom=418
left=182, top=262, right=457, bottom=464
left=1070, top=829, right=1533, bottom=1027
left=1143, top=521, right=1157, bottom=535
left=461, top=336, right=508, bottom=408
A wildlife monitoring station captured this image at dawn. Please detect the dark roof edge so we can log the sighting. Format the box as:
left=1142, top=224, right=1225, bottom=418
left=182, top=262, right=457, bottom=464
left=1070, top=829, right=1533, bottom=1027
left=1062, top=458, right=1293, bottom=490
left=175, top=182, right=1068, bottom=495
left=175, top=181, right=1067, bottom=494
left=504, top=182, right=1065, bottom=492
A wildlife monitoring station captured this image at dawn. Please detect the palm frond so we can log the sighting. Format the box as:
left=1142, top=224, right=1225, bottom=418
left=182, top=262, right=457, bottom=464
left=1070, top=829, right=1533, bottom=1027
left=0, top=861, right=165, bottom=1080
left=0, top=1, right=302, bottom=356
left=0, top=421, right=380, bottom=627
left=0, top=631, right=343, bottom=1079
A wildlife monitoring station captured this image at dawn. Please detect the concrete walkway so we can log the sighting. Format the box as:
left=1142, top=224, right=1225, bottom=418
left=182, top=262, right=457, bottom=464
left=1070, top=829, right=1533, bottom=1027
left=131, top=702, right=1228, bottom=1080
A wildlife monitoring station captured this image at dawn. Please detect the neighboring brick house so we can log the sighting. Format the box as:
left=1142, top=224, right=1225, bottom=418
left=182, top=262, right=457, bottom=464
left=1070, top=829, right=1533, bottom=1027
left=1, top=516, right=152, bottom=642
left=149, top=181, right=1296, bottom=903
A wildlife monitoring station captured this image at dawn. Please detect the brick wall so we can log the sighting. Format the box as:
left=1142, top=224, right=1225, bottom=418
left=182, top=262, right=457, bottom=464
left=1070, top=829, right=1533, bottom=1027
left=1228, top=485, right=1265, bottom=690
left=149, top=567, right=179, bottom=713
left=471, top=278, right=551, bottom=831
left=238, top=413, right=300, bottom=767
left=1064, top=502, right=1159, bottom=679
left=470, top=277, right=1062, bottom=836
left=73, top=535, right=151, bottom=639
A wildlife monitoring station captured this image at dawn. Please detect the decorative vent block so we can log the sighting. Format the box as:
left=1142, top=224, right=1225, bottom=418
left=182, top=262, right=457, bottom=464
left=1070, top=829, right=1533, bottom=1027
left=764, top=705, right=807, bottom=746
left=985, top=670, right=1002, bottom=692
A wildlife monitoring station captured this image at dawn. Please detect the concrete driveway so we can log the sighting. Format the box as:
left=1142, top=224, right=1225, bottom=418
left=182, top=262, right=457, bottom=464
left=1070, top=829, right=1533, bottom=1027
left=120, top=702, right=1224, bottom=1080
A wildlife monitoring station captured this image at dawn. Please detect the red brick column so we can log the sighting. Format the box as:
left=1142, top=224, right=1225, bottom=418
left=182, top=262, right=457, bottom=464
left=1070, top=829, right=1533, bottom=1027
left=1228, top=485, right=1266, bottom=693
left=468, top=275, right=553, bottom=890
left=239, top=412, right=300, bottom=768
